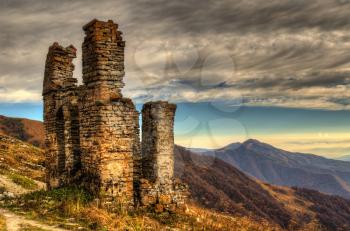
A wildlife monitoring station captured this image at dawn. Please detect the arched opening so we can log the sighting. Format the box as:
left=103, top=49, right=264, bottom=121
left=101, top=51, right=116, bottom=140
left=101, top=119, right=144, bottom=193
left=56, top=107, right=66, bottom=174
left=70, top=106, right=81, bottom=173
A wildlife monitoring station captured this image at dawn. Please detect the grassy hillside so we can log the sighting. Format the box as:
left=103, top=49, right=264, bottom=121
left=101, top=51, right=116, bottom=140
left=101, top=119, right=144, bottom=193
left=4, top=187, right=281, bottom=231
left=0, top=135, right=45, bottom=183
left=0, top=121, right=349, bottom=230
left=0, top=115, right=44, bottom=147
left=0, top=135, right=279, bottom=230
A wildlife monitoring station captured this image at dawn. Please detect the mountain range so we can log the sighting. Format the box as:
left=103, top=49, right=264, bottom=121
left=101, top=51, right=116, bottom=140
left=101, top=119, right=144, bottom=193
left=336, top=155, right=350, bottom=162
left=194, top=139, right=350, bottom=199
left=175, top=145, right=350, bottom=230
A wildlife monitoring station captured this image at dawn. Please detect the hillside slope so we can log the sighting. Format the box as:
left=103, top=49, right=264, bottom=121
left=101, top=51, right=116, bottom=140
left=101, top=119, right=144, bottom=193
left=1, top=116, right=350, bottom=230
left=0, top=136, right=281, bottom=231
left=0, top=135, right=45, bottom=182
left=0, top=115, right=44, bottom=147
left=200, top=139, right=350, bottom=199
left=175, top=145, right=350, bottom=231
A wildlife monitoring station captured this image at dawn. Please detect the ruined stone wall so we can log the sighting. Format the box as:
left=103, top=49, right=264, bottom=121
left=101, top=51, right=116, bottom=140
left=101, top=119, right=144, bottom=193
left=43, top=43, right=81, bottom=189
left=79, top=19, right=140, bottom=209
left=43, top=19, right=187, bottom=212
left=141, top=101, right=176, bottom=186
left=82, top=19, right=125, bottom=101
left=78, top=98, right=140, bottom=208
left=140, top=102, right=187, bottom=212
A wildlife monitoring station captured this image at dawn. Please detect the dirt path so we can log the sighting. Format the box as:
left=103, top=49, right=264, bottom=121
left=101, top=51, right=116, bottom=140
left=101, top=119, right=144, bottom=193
left=0, top=209, right=68, bottom=231
left=0, top=175, right=65, bottom=230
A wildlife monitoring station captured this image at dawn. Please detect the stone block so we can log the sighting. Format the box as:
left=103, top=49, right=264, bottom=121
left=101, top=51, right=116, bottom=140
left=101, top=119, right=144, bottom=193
left=155, top=204, right=164, bottom=213
left=159, top=194, right=172, bottom=205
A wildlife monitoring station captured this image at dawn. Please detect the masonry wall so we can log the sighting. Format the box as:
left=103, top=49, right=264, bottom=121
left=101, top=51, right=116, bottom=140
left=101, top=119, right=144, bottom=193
left=141, top=101, right=176, bottom=187
left=140, top=102, right=187, bottom=212
left=79, top=19, right=140, bottom=209
left=82, top=19, right=125, bottom=101
left=43, top=43, right=81, bottom=189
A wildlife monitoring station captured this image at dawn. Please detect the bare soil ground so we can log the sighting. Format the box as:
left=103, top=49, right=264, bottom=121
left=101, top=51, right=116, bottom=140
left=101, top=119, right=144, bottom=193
left=0, top=209, right=68, bottom=231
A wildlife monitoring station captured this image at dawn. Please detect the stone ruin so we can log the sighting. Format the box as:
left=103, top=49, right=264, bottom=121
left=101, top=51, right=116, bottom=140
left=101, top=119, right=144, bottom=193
left=42, top=19, right=187, bottom=212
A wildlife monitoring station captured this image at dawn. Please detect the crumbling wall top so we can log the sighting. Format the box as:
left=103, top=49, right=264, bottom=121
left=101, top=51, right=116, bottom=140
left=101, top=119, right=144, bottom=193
left=83, top=19, right=123, bottom=44
left=49, top=42, right=77, bottom=57
left=81, top=19, right=126, bottom=98
left=142, top=101, right=177, bottom=111
left=43, top=42, right=77, bottom=95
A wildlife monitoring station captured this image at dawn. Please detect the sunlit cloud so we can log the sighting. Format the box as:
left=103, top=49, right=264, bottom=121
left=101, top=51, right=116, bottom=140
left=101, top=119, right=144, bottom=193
left=0, top=88, right=41, bottom=103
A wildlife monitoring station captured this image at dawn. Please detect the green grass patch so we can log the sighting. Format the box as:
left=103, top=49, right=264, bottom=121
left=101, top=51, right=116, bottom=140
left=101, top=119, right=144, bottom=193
left=18, top=187, right=93, bottom=217
left=8, top=172, right=37, bottom=190
left=3, top=187, right=95, bottom=229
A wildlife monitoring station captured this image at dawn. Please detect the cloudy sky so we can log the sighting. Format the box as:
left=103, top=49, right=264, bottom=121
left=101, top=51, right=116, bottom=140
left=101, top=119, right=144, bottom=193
left=1, top=0, right=350, bottom=157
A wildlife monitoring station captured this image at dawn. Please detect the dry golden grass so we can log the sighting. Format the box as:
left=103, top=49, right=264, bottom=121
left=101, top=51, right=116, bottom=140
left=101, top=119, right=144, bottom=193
left=185, top=203, right=282, bottom=231
left=2, top=187, right=291, bottom=231
left=19, top=224, right=48, bottom=231
left=0, top=135, right=334, bottom=230
left=0, top=214, right=6, bottom=231
left=80, top=206, right=163, bottom=230
left=0, top=115, right=45, bottom=147
left=76, top=203, right=285, bottom=230
left=260, top=183, right=313, bottom=214
left=0, top=135, right=45, bottom=182
left=259, top=183, right=325, bottom=231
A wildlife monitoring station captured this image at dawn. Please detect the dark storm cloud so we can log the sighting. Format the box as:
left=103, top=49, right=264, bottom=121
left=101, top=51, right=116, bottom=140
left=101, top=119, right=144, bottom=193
left=235, top=72, right=350, bottom=90
left=1, top=0, right=350, bottom=109
left=124, top=0, right=350, bottom=35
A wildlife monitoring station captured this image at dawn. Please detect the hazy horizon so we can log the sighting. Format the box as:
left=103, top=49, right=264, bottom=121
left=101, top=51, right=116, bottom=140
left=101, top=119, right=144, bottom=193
left=1, top=0, right=350, bottom=159
left=2, top=102, right=350, bottom=159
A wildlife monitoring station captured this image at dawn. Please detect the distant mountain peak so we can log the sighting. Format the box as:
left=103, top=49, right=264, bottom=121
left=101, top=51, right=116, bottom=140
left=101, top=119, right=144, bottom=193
left=241, top=139, right=273, bottom=151
left=243, top=139, right=262, bottom=145
left=220, top=142, right=241, bottom=151
left=219, top=139, right=271, bottom=153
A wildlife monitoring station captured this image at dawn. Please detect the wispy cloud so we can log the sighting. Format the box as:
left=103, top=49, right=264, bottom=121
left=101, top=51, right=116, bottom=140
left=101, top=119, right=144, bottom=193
left=1, top=0, right=350, bottom=110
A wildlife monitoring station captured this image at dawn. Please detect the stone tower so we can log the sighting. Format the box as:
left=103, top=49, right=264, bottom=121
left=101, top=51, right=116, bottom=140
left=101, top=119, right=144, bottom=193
left=43, top=43, right=80, bottom=188
left=82, top=19, right=125, bottom=100
left=79, top=19, right=140, bottom=208
left=42, top=19, right=187, bottom=212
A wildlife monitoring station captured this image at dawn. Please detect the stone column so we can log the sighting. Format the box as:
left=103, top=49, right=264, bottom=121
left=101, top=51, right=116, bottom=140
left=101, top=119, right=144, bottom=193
left=141, top=101, right=176, bottom=191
